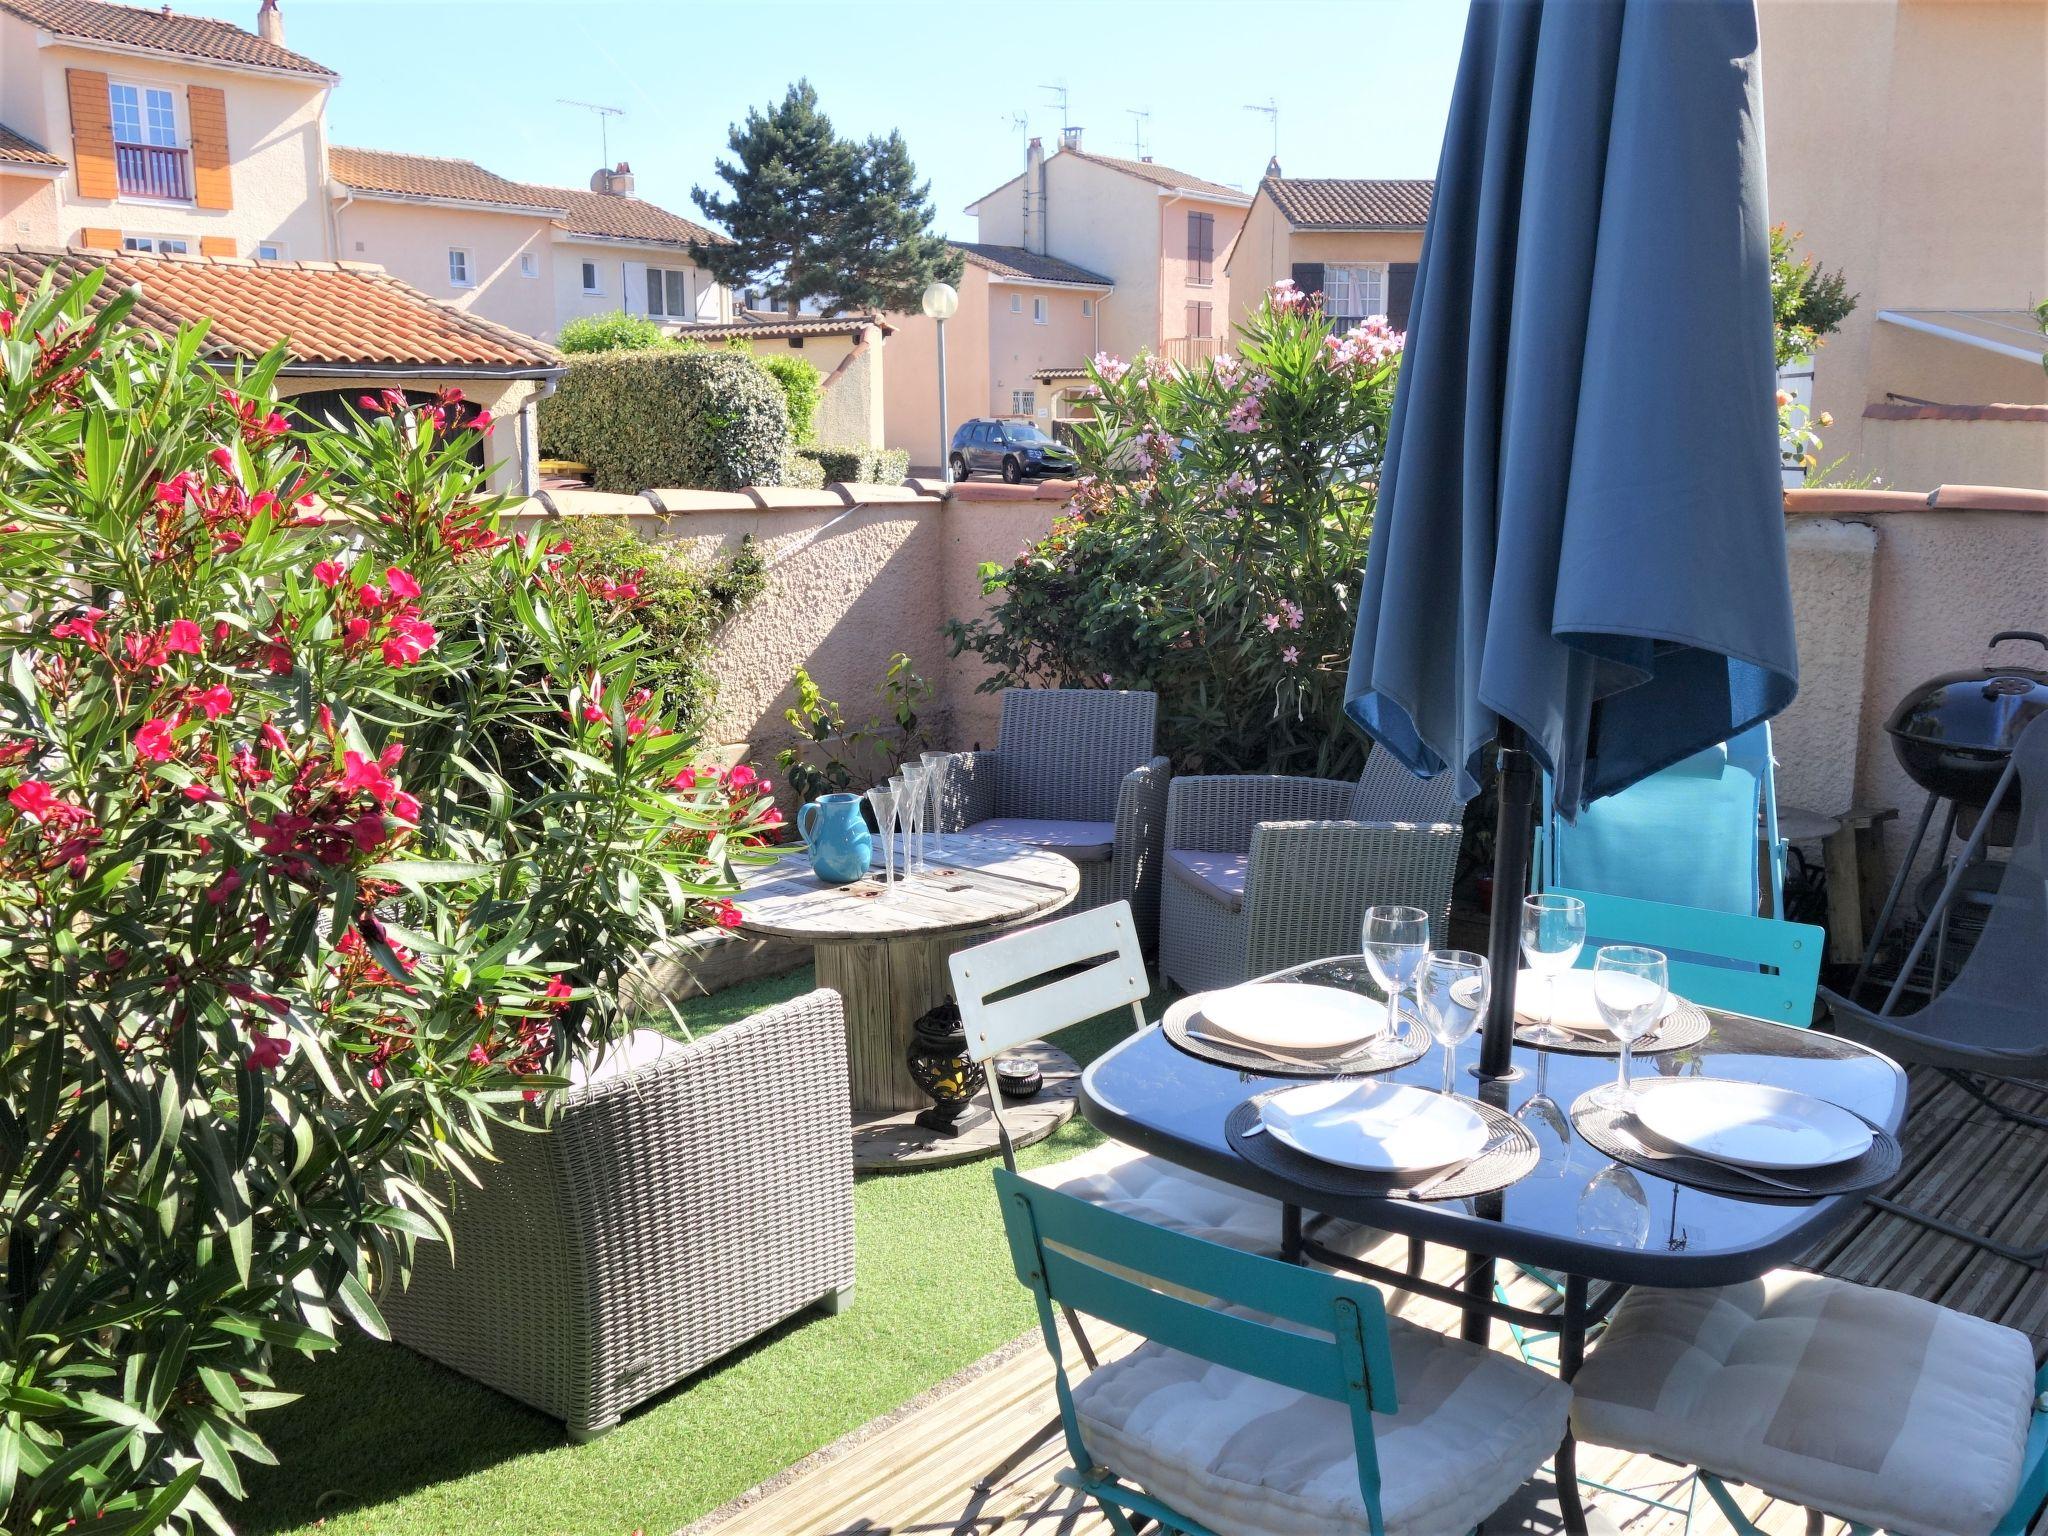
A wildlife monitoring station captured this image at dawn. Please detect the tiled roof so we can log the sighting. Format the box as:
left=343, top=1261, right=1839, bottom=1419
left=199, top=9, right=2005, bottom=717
left=1262, top=177, right=1434, bottom=230
left=0, top=123, right=64, bottom=169
left=530, top=185, right=728, bottom=249
left=952, top=242, right=1111, bottom=288
left=1065, top=150, right=1250, bottom=204
left=1032, top=366, right=1089, bottom=381
left=0, top=0, right=335, bottom=77
left=667, top=313, right=890, bottom=343
left=330, top=146, right=564, bottom=211
left=0, top=246, right=560, bottom=374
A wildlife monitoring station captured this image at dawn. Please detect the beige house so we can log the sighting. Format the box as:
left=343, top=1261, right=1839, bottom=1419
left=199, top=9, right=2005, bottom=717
left=1760, top=0, right=2046, bottom=491
left=1225, top=171, right=1430, bottom=335
left=672, top=313, right=892, bottom=448
left=966, top=130, right=1249, bottom=367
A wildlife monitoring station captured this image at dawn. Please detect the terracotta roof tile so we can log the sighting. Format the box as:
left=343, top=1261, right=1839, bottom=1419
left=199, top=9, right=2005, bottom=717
left=952, top=242, right=1111, bottom=287
left=667, top=313, right=889, bottom=343
left=527, top=184, right=728, bottom=249
left=0, top=0, right=334, bottom=77
left=1261, top=177, right=1434, bottom=230
left=1064, top=150, right=1249, bottom=204
left=330, top=146, right=563, bottom=210
left=0, top=245, right=559, bottom=374
left=0, top=123, right=64, bottom=168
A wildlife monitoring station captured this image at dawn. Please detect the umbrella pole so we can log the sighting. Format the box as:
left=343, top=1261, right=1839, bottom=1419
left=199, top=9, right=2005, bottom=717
left=1480, top=722, right=1536, bottom=1079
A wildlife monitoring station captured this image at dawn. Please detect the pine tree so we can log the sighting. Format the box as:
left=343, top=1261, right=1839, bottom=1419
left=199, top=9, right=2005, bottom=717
left=692, top=83, right=961, bottom=316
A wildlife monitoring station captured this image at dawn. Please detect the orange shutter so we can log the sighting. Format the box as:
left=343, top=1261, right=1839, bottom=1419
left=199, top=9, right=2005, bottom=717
left=199, top=235, right=237, bottom=258
left=187, top=86, right=232, bottom=211
left=77, top=227, right=122, bottom=252
left=66, top=69, right=118, bottom=200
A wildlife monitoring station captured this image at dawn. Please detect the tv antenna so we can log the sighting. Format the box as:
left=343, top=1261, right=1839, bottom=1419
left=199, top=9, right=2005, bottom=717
left=1243, top=97, right=1279, bottom=159
left=1125, top=107, right=1151, bottom=159
left=1005, top=110, right=1030, bottom=156
left=1039, top=82, right=1069, bottom=134
left=558, top=98, right=625, bottom=166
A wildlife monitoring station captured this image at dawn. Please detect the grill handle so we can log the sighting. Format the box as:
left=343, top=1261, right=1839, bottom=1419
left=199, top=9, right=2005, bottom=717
left=1990, top=630, right=2048, bottom=655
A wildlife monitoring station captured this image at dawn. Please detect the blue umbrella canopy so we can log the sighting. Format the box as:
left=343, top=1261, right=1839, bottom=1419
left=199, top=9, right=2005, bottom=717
left=1344, top=0, right=1798, bottom=820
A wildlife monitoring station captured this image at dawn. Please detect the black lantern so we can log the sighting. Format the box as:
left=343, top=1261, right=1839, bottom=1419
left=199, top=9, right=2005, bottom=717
left=905, top=1002, right=988, bottom=1136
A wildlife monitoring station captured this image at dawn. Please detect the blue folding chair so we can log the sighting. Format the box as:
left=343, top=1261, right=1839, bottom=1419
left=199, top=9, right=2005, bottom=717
left=993, top=1166, right=1569, bottom=1536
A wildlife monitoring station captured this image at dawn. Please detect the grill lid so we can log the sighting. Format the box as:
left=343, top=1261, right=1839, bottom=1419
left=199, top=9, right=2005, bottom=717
left=1884, top=631, right=2048, bottom=757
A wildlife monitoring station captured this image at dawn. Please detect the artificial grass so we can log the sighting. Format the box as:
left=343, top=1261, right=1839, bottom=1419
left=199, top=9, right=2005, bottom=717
left=235, top=964, right=1153, bottom=1536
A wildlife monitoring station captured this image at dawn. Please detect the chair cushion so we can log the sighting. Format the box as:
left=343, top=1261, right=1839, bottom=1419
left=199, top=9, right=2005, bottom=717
left=962, top=818, right=1114, bottom=863
left=1572, top=1270, right=2035, bottom=1536
left=1024, top=1139, right=1286, bottom=1253
left=1072, top=1310, right=1569, bottom=1536
left=565, top=1028, right=680, bottom=1089
left=1166, top=849, right=1249, bottom=913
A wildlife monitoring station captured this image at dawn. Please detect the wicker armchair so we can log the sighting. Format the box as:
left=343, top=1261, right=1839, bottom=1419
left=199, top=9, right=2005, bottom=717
left=382, top=989, right=854, bottom=1440
left=1158, top=752, right=1465, bottom=993
left=940, top=689, right=1170, bottom=944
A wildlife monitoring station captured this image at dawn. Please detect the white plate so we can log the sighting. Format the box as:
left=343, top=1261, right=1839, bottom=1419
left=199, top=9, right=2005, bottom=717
left=1197, top=983, right=1386, bottom=1055
left=1514, top=969, right=1679, bottom=1030
left=1260, top=1079, right=1489, bottom=1174
left=1634, top=1080, right=1873, bottom=1170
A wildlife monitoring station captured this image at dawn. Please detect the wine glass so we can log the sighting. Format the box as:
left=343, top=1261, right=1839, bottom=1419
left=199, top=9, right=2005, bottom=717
left=920, top=751, right=951, bottom=859
left=898, top=763, right=927, bottom=876
left=1577, top=1164, right=1651, bottom=1250
left=1516, top=1046, right=1572, bottom=1170
left=1361, top=905, right=1430, bottom=1040
left=1416, top=949, right=1490, bottom=1097
left=866, top=781, right=897, bottom=893
left=1519, top=893, right=1588, bottom=1048
left=1591, top=945, right=1669, bottom=1110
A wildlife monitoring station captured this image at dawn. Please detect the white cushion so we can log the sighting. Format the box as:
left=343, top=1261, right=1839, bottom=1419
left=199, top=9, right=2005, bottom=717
left=1072, top=1312, right=1569, bottom=1536
left=963, top=818, right=1114, bottom=863
left=1025, top=1139, right=1287, bottom=1253
left=1572, top=1269, right=2035, bottom=1536
left=1167, top=849, right=1249, bottom=913
left=566, top=1028, right=680, bottom=1088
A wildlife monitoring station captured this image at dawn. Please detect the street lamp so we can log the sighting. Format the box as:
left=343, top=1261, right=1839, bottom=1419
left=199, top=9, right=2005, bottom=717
left=921, top=281, right=959, bottom=483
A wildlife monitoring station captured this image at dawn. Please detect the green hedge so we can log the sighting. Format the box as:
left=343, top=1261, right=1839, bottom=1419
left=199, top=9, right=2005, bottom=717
left=539, top=348, right=790, bottom=492
left=558, top=310, right=669, bottom=354
left=756, top=353, right=823, bottom=445
left=787, top=443, right=911, bottom=487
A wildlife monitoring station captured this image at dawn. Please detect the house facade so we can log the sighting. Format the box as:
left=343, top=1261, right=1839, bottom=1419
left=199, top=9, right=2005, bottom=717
left=1226, top=171, right=1429, bottom=336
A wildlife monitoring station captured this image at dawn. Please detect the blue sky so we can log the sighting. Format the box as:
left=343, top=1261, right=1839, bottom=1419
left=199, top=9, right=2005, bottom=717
left=183, top=0, right=1470, bottom=239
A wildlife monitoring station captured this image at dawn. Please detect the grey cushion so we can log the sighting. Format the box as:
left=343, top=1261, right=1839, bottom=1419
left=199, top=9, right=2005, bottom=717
left=962, top=818, right=1114, bottom=863
left=1072, top=1309, right=1569, bottom=1535
left=1166, top=849, right=1249, bottom=913
left=1572, top=1269, right=2036, bottom=1536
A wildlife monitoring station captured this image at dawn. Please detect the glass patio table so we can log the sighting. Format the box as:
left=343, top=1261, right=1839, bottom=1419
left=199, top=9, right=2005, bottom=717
left=1078, top=955, right=1909, bottom=1535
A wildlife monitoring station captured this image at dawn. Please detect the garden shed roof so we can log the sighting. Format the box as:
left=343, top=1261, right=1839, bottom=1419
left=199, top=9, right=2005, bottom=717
left=668, top=313, right=892, bottom=343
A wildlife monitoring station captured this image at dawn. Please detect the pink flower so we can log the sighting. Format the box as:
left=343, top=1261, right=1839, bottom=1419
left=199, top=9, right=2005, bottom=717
left=181, top=783, right=221, bottom=803
left=205, top=866, right=243, bottom=905
left=726, top=764, right=757, bottom=791
left=1280, top=600, right=1304, bottom=631
left=1262, top=612, right=1282, bottom=633
left=385, top=566, right=421, bottom=600
left=381, top=616, right=437, bottom=667
left=135, top=719, right=177, bottom=763
left=543, top=977, right=575, bottom=1010
left=1282, top=646, right=1300, bottom=665
left=51, top=608, right=106, bottom=647
left=715, top=901, right=743, bottom=930
left=193, top=685, right=234, bottom=721
left=166, top=619, right=204, bottom=655
left=340, top=746, right=401, bottom=806
left=669, top=767, right=698, bottom=790
left=246, top=1032, right=290, bottom=1071
left=8, top=780, right=57, bottom=820
left=260, top=721, right=290, bottom=753
left=313, top=560, right=345, bottom=587
left=1091, top=352, right=1130, bottom=385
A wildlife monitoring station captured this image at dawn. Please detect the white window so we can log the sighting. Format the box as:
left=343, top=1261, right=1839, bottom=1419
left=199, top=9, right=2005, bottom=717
left=581, top=260, right=601, bottom=294
left=1011, top=389, right=1036, bottom=415
left=448, top=248, right=472, bottom=287
left=519, top=252, right=538, bottom=278
left=1322, top=264, right=1387, bottom=321
left=108, top=83, right=178, bottom=148
left=1009, top=294, right=1022, bottom=313
left=1032, top=297, right=1049, bottom=325
left=1081, top=298, right=1093, bottom=317
left=122, top=234, right=188, bottom=254
left=645, top=267, right=689, bottom=318
left=257, top=241, right=285, bottom=262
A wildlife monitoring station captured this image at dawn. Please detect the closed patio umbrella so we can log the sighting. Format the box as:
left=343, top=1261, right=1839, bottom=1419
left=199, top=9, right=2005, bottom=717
left=1344, top=0, right=1799, bottom=1078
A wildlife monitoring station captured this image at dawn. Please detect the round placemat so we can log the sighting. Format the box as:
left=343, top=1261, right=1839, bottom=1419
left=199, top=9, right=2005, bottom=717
left=1225, top=1091, right=1539, bottom=1202
left=1163, top=994, right=1429, bottom=1079
left=1570, top=1083, right=1902, bottom=1202
left=1514, top=997, right=1712, bottom=1056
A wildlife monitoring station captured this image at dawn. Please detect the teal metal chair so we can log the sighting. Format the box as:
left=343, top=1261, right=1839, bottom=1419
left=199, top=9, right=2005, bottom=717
left=993, top=1166, right=1570, bottom=1536
left=1553, top=887, right=1824, bottom=1027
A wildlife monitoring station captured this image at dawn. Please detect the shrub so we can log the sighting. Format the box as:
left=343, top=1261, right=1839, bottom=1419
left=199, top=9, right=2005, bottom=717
left=558, top=309, right=671, bottom=354
left=788, top=443, right=911, bottom=486
left=775, top=654, right=936, bottom=805
left=0, top=269, right=782, bottom=1532
left=947, top=285, right=1400, bottom=779
left=539, top=348, right=791, bottom=492
left=755, top=352, right=822, bottom=444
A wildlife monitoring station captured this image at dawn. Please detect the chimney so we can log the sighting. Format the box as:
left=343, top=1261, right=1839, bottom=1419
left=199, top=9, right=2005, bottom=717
left=1061, top=125, right=1083, bottom=153
left=1265, top=154, right=1282, bottom=178
left=1022, top=136, right=1045, bottom=255
left=256, top=0, right=283, bottom=45
left=589, top=161, right=635, bottom=196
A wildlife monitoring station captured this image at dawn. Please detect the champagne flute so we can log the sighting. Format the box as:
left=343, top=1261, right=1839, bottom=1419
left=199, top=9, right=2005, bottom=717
left=1416, top=949, right=1490, bottom=1097
left=898, top=763, right=927, bottom=876
left=920, top=751, right=951, bottom=859
left=1592, top=945, right=1668, bottom=1110
left=1361, top=905, right=1430, bottom=1041
left=886, top=774, right=911, bottom=885
left=866, top=781, right=897, bottom=894
left=1519, top=893, right=1588, bottom=1047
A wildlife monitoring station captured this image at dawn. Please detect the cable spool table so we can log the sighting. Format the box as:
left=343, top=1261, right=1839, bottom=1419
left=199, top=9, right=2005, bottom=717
left=731, top=838, right=1080, bottom=1169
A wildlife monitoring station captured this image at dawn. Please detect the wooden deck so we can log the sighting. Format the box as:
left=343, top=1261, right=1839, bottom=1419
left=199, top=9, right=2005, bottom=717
left=687, top=1068, right=2048, bottom=1536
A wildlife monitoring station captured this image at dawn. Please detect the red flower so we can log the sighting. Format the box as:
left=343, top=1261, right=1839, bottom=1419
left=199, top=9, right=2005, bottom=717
left=205, top=866, right=243, bottom=904
left=246, top=1032, right=291, bottom=1071
left=312, top=560, right=345, bottom=587
left=181, top=783, right=221, bottom=803
left=135, top=718, right=177, bottom=763
left=726, top=764, right=757, bottom=791
left=166, top=619, right=204, bottom=655
left=715, top=900, right=743, bottom=929
left=51, top=607, right=106, bottom=647
left=358, top=583, right=384, bottom=609
left=668, top=767, right=698, bottom=790
left=260, top=721, right=290, bottom=753
left=385, top=566, right=421, bottom=599
left=192, top=684, right=235, bottom=721
left=9, top=780, right=59, bottom=820
left=543, top=977, right=575, bottom=1011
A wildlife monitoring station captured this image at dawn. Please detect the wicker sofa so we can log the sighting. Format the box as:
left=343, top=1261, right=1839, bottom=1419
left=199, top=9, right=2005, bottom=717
left=382, top=988, right=854, bottom=1440
left=942, top=688, right=1170, bottom=945
left=1158, top=752, right=1465, bottom=993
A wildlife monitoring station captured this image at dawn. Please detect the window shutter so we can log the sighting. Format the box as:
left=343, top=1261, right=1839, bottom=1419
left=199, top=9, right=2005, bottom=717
left=1387, top=263, right=1418, bottom=331
left=1290, top=262, right=1325, bottom=301
left=187, top=86, right=232, bottom=210
left=199, top=235, right=236, bottom=258
left=66, top=70, right=118, bottom=200
left=78, top=226, right=121, bottom=251
left=621, top=262, right=647, bottom=315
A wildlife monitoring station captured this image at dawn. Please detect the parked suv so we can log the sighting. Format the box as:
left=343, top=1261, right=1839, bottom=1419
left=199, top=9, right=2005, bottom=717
left=949, top=418, right=1078, bottom=483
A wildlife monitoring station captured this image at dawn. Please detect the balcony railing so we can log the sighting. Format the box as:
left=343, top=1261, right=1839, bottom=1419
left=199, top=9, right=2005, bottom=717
left=115, top=143, right=191, bottom=201
left=1160, top=335, right=1222, bottom=367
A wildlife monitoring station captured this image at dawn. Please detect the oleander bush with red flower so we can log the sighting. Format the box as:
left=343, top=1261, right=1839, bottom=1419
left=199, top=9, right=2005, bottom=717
left=0, top=271, right=778, bottom=1533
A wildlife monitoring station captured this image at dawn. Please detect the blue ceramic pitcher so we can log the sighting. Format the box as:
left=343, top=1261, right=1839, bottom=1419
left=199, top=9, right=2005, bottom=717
left=797, top=793, right=873, bottom=885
